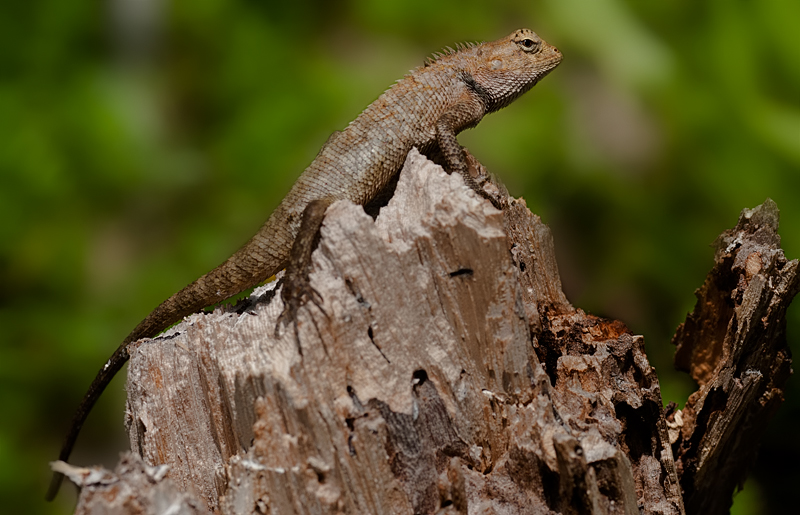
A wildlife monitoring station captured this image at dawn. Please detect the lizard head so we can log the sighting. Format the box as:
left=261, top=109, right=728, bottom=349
left=470, top=28, right=562, bottom=112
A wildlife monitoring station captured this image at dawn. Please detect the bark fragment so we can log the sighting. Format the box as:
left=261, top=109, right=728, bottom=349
left=671, top=199, right=798, bottom=515
left=55, top=454, right=208, bottom=515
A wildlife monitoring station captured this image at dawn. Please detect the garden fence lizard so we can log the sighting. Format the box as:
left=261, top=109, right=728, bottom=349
left=47, top=28, right=561, bottom=500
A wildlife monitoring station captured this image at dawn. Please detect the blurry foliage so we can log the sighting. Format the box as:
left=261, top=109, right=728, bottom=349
left=0, top=0, right=797, bottom=513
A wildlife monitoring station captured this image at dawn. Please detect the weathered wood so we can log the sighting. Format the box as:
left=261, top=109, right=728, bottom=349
left=53, top=454, right=207, bottom=515
left=670, top=199, right=798, bottom=515
left=63, top=151, right=796, bottom=514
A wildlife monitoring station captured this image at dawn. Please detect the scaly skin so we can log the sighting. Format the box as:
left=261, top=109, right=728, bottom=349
left=47, top=28, right=561, bottom=500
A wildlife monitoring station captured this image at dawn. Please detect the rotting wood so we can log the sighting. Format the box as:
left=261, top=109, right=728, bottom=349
left=62, top=151, right=796, bottom=514
left=671, top=199, right=798, bottom=515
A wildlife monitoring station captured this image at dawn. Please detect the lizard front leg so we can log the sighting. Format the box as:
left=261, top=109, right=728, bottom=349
left=275, top=198, right=333, bottom=337
left=435, top=95, right=502, bottom=210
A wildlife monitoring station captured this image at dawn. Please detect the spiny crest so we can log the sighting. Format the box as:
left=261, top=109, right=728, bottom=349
left=423, top=39, right=481, bottom=66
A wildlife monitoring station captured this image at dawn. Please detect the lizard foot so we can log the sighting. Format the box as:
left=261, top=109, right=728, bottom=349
left=273, top=198, right=334, bottom=338
left=462, top=149, right=505, bottom=210
left=274, top=271, right=327, bottom=338
left=471, top=180, right=503, bottom=210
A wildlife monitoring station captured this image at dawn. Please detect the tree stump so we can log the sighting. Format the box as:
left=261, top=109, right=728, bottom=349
left=58, top=150, right=797, bottom=514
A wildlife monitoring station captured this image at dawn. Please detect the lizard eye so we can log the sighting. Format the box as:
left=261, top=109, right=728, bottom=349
left=519, top=38, right=541, bottom=53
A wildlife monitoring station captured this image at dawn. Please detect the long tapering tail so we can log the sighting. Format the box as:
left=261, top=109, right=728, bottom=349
left=45, top=340, right=131, bottom=501
left=45, top=205, right=293, bottom=500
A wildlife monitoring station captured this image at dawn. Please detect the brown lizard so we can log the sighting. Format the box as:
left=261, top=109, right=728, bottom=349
left=47, top=28, right=561, bottom=500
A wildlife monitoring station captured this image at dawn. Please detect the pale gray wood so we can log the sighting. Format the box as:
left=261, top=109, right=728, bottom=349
left=55, top=454, right=208, bottom=515
left=66, top=151, right=795, bottom=515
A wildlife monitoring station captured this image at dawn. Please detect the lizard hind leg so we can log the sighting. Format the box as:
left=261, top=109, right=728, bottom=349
left=275, top=198, right=334, bottom=339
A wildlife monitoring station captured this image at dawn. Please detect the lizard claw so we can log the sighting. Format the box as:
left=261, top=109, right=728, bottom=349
left=274, top=276, right=327, bottom=338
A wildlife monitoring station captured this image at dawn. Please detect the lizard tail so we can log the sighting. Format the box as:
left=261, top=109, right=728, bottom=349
left=46, top=230, right=290, bottom=501
left=45, top=341, right=131, bottom=501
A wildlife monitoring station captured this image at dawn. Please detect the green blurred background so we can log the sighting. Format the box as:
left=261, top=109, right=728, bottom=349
left=1, top=0, right=797, bottom=513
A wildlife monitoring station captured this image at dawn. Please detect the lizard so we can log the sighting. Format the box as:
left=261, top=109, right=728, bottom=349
left=46, top=28, right=561, bottom=501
